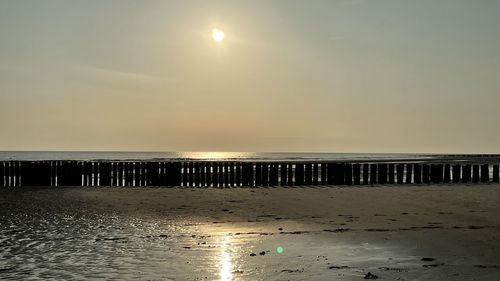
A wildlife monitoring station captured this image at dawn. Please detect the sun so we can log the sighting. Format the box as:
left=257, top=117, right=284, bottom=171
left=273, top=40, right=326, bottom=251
left=212, top=28, right=225, bottom=42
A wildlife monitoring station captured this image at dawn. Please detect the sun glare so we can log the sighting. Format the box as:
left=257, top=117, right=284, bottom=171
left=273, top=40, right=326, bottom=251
left=212, top=28, right=225, bottom=42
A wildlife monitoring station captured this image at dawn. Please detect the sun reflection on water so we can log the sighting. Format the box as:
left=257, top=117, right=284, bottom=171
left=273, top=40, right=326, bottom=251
left=219, top=235, right=233, bottom=281
left=179, top=152, right=256, bottom=161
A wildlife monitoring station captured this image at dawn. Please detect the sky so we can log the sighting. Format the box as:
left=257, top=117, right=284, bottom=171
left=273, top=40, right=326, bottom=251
left=0, top=0, right=499, bottom=153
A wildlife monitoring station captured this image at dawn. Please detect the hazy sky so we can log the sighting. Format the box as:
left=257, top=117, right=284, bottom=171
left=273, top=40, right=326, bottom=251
left=1, top=0, right=499, bottom=153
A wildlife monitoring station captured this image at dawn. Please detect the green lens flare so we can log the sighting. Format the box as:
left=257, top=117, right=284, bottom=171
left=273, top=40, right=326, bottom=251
left=277, top=246, right=284, bottom=254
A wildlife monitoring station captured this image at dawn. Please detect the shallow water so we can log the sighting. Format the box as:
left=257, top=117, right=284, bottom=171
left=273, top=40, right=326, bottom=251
left=1, top=212, right=498, bottom=280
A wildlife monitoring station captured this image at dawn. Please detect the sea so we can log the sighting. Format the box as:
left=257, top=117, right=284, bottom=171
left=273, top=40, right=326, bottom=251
left=0, top=151, right=448, bottom=162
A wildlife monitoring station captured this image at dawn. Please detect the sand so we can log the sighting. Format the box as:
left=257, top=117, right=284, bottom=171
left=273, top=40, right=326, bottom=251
left=1, top=184, right=500, bottom=280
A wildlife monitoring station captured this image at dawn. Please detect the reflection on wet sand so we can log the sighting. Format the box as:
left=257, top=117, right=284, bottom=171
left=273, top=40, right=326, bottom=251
left=218, top=235, right=233, bottom=281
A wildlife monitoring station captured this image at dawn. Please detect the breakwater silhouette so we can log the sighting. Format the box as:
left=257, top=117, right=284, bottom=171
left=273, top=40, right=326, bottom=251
left=1, top=159, right=499, bottom=187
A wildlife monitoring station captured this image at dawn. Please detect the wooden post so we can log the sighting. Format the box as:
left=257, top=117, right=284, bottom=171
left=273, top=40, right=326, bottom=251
left=218, top=162, right=225, bottom=187
left=312, top=163, right=319, bottom=185
left=493, top=165, right=499, bottom=183
left=396, top=164, right=404, bottom=184
left=481, top=164, right=489, bottom=182
left=129, top=162, right=138, bottom=186
left=5, top=162, right=9, bottom=187
left=437, top=164, right=444, bottom=183
left=191, top=162, right=200, bottom=187
left=295, top=163, right=304, bottom=186
left=20, top=161, right=30, bottom=186
left=327, top=163, right=334, bottom=185
left=422, top=164, right=430, bottom=184
left=182, top=162, right=188, bottom=187
left=118, top=162, right=124, bottom=186
left=122, top=162, right=128, bottom=186
left=51, top=161, right=57, bottom=186
left=270, top=164, right=279, bottom=186
left=280, top=163, right=287, bottom=186
left=140, top=162, right=147, bottom=187
left=219, top=162, right=229, bottom=187
left=12, top=162, right=20, bottom=187
left=219, top=162, right=225, bottom=187
left=188, top=162, right=194, bottom=187
left=331, top=164, right=338, bottom=184
left=321, top=163, right=327, bottom=185
left=405, top=164, right=413, bottom=184
left=221, top=162, right=226, bottom=187
left=162, top=162, right=170, bottom=186
left=241, top=163, right=249, bottom=187
left=7, top=162, right=13, bottom=187
left=255, top=163, right=262, bottom=187
left=125, top=162, right=133, bottom=186
left=18, top=162, right=27, bottom=186
left=117, top=162, right=125, bottom=187
left=452, top=165, right=461, bottom=183
left=388, top=164, right=395, bottom=184
left=287, top=163, right=293, bottom=186
left=430, top=164, right=436, bottom=183
left=235, top=162, right=241, bottom=187
left=173, top=162, right=182, bottom=187
left=241, top=162, right=248, bottom=187
left=228, top=163, right=233, bottom=187
left=196, top=162, right=203, bottom=187
left=215, top=162, right=220, bottom=187
left=5, top=161, right=10, bottom=186
left=262, top=163, right=269, bottom=187
left=353, top=164, right=361, bottom=185
left=110, top=163, right=116, bottom=186
left=472, top=165, right=480, bottom=183
left=0, top=162, right=5, bottom=187
left=345, top=164, right=353, bottom=185
left=162, top=162, right=169, bottom=186
left=128, top=162, right=135, bottom=186
left=205, top=162, right=212, bottom=187
left=241, top=162, right=249, bottom=187
left=304, top=163, right=312, bottom=185
left=227, top=162, right=233, bottom=187
left=378, top=164, right=387, bottom=184
left=443, top=164, right=451, bottom=183
left=83, top=162, right=91, bottom=186
left=223, top=162, right=229, bottom=187
left=160, top=162, right=168, bottom=186
left=370, top=164, right=377, bottom=185
left=112, top=162, right=118, bottom=186
left=121, top=162, right=127, bottom=186
left=362, top=164, right=369, bottom=185
left=229, top=162, right=236, bottom=187
left=213, top=162, right=220, bottom=187
left=462, top=164, right=471, bottom=183
left=250, top=163, right=256, bottom=187
left=414, top=164, right=422, bottom=184
left=90, top=162, right=97, bottom=186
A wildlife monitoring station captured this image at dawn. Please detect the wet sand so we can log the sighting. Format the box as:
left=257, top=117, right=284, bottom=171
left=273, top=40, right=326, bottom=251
left=1, top=184, right=500, bottom=280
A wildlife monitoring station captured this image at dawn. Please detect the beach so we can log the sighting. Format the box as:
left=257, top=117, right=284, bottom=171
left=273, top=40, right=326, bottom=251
left=1, top=184, right=500, bottom=280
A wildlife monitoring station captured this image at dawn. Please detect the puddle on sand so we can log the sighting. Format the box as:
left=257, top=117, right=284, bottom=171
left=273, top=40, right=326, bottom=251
left=1, top=213, right=498, bottom=280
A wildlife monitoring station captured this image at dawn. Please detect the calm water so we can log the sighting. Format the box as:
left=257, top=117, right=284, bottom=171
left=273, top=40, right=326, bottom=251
left=0, top=151, right=440, bottom=162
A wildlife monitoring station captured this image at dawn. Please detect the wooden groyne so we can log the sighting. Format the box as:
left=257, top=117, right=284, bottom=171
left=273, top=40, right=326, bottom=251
left=1, top=160, right=499, bottom=187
